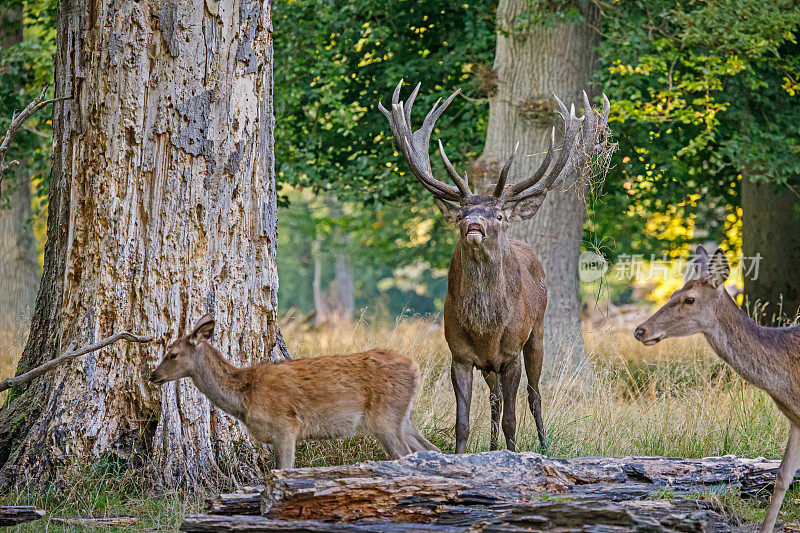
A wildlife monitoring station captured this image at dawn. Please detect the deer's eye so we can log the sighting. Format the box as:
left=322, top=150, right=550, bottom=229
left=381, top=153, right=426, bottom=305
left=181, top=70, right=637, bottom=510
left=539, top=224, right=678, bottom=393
left=684, top=297, right=695, bottom=305
left=169, top=353, right=178, bottom=359
left=496, top=214, right=502, bottom=221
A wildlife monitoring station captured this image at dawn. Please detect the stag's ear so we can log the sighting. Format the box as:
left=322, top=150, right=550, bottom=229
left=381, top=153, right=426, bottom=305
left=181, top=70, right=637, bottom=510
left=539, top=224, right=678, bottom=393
left=684, top=245, right=710, bottom=282
left=435, top=199, right=461, bottom=224
left=503, top=195, right=545, bottom=222
left=189, top=313, right=215, bottom=346
left=708, top=248, right=730, bottom=289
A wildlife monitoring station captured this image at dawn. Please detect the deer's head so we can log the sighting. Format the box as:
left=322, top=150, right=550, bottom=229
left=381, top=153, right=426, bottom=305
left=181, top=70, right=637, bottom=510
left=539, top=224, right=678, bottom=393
left=150, top=314, right=215, bottom=385
left=379, top=81, right=610, bottom=254
left=634, top=246, right=731, bottom=345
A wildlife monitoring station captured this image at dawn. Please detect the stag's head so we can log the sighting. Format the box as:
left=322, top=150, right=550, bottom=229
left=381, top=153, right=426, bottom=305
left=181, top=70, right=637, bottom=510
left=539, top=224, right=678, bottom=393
left=379, top=81, right=610, bottom=254
left=634, top=246, right=731, bottom=345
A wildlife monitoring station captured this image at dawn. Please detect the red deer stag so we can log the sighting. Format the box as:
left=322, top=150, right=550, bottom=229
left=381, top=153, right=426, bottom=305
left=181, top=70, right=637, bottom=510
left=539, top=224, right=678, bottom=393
left=379, top=81, right=610, bottom=453
left=150, top=314, right=438, bottom=469
left=635, top=246, right=800, bottom=533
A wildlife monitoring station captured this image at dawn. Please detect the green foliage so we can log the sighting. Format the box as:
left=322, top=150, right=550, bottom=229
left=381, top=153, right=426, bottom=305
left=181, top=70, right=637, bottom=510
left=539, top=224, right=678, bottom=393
left=273, top=0, right=496, bottom=314
left=591, top=0, right=800, bottom=258
left=0, top=0, right=56, bottom=207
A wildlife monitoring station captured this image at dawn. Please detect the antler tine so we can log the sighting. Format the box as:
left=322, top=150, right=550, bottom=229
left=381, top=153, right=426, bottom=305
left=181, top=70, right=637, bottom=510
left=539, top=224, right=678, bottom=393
left=378, top=81, right=462, bottom=202
left=504, top=91, right=611, bottom=205
left=438, top=140, right=472, bottom=198
left=494, top=141, right=519, bottom=198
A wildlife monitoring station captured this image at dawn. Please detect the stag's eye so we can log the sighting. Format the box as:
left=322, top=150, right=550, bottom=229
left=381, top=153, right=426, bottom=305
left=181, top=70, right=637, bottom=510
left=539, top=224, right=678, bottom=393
left=169, top=353, right=178, bottom=359
left=684, top=297, right=695, bottom=305
left=496, top=214, right=503, bottom=221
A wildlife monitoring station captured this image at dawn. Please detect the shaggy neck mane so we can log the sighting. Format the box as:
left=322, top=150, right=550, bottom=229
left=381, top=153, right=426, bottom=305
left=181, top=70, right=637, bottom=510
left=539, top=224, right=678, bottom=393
left=455, top=236, right=517, bottom=334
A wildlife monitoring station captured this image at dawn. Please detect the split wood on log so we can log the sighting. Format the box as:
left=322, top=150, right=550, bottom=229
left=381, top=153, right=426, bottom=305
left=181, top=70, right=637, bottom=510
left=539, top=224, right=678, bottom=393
left=0, top=505, right=45, bottom=526
left=191, top=451, right=799, bottom=532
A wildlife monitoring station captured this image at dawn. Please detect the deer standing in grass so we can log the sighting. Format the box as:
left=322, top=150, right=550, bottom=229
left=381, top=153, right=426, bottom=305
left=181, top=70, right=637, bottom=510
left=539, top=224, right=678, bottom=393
left=635, top=246, right=800, bottom=533
left=379, top=81, right=610, bottom=453
left=150, top=314, right=438, bottom=469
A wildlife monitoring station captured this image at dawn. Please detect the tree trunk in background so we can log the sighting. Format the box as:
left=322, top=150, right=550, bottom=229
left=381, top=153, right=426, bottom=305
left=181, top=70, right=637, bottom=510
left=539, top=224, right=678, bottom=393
left=312, top=236, right=327, bottom=325
left=334, top=252, right=355, bottom=321
left=741, top=178, right=800, bottom=323
left=0, top=0, right=287, bottom=489
left=0, top=3, right=38, bottom=367
left=473, top=0, right=600, bottom=379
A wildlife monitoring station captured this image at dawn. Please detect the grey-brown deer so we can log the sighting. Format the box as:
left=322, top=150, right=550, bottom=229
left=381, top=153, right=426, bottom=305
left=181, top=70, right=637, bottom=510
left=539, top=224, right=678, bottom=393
left=150, top=314, right=438, bottom=469
left=634, top=246, right=800, bottom=533
left=379, top=81, right=610, bottom=453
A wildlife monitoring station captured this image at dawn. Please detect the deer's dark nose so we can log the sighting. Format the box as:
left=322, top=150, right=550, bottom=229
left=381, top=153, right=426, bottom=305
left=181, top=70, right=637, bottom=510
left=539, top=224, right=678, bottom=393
left=633, top=326, right=646, bottom=341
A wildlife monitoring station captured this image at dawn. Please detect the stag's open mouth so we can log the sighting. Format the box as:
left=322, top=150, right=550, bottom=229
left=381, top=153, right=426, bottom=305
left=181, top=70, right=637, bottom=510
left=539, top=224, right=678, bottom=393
left=466, top=223, right=485, bottom=237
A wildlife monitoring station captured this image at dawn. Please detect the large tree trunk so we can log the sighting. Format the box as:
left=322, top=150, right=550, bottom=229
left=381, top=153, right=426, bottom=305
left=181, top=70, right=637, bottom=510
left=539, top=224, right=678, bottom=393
left=0, top=0, right=287, bottom=489
left=473, top=0, right=600, bottom=379
left=0, top=3, right=38, bottom=368
left=741, top=177, right=800, bottom=323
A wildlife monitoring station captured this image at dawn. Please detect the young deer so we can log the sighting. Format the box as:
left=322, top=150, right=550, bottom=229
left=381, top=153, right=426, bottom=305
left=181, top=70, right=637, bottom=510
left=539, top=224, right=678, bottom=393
left=150, top=314, right=438, bottom=469
left=635, top=246, right=800, bottom=533
left=379, top=81, right=610, bottom=453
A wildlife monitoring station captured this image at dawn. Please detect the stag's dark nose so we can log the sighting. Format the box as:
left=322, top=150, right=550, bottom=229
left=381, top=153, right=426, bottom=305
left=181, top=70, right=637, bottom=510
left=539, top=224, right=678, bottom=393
left=633, top=326, right=646, bottom=341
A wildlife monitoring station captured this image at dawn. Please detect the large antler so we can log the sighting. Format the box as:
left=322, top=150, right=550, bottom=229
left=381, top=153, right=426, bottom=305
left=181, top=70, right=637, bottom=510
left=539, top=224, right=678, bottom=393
left=498, top=91, right=611, bottom=205
left=378, top=81, right=472, bottom=202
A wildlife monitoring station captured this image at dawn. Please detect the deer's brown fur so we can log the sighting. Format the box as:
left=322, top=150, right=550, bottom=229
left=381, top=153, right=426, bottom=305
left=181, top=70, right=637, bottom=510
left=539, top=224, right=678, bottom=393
left=635, top=246, right=800, bottom=533
left=150, top=314, right=438, bottom=469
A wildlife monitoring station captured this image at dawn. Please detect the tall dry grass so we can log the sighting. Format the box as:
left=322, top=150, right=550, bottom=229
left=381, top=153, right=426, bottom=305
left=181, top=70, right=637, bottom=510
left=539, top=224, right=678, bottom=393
left=282, top=315, right=789, bottom=466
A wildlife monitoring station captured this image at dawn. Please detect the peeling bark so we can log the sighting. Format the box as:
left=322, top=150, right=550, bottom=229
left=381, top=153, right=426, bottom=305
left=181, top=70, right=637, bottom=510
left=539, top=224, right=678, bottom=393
left=0, top=0, right=285, bottom=489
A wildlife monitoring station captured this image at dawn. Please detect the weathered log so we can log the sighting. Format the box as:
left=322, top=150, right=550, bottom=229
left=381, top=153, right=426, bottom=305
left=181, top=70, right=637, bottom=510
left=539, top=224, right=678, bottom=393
left=0, top=505, right=45, bottom=526
left=259, top=451, right=787, bottom=522
left=189, top=451, right=795, bottom=531
left=205, top=486, right=264, bottom=515
left=182, top=499, right=730, bottom=532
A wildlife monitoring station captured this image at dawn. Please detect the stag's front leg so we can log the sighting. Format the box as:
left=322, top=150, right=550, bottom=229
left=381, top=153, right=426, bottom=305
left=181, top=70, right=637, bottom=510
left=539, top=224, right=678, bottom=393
left=482, top=371, right=502, bottom=451
left=761, top=423, right=800, bottom=533
left=451, top=360, right=473, bottom=454
left=500, top=359, right=521, bottom=452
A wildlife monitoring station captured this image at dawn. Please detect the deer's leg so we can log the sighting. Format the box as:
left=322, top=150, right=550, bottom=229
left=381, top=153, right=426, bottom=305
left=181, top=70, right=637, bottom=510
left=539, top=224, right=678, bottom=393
left=403, top=416, right=440, bottom=453
left=451, top=360, right=473, bottom=454
left=761, top=423, right=800, bottom=533
left=271, top=432, right=297, bottom=470
left=499, top=359, right=521, bottom=452
left=523, top=332, right=547, bottom=452
left=482, top=370, right=502, bottom=451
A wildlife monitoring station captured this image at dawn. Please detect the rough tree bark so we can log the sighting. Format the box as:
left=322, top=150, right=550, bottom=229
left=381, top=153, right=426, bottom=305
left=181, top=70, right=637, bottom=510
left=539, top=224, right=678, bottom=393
left=0, top=1, right=38, bottom=368
left=741, top=177, right=800, bottom=323
left=473, top=1, right=600, bottom=378
left=0, top=0, right=288, bottom=489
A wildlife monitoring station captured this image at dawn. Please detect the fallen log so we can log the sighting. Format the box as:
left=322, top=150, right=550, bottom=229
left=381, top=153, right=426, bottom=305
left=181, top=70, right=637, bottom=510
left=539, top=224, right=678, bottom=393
left=0, top=505, right=46, bottom=526
left=189, top=451, right=795, bottom=532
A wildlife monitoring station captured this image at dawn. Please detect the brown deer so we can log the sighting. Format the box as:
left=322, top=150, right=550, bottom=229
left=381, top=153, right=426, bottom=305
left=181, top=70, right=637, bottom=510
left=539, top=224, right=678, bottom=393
left=150, top=314, right=439, bottom=469
left=635, top=246, right=800, bottom=533
left=379, top=81, right=610, bottom=453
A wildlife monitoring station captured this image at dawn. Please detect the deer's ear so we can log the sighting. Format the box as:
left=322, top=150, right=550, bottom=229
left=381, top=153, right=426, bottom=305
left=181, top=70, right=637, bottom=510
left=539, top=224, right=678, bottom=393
left=189, top=314, right=215, bottom=346
left=684, top=244, right=710, bottom=281
left=435, top=199, right=461, bottom=224
left=708, top=248, right=730, bottom=288
left=503, top=195, right=545, bottom=222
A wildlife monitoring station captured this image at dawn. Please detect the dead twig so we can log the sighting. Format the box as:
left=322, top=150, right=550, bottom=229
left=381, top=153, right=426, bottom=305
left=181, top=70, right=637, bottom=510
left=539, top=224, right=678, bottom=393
left=0, top=85, right=68, bottom=193
left=0, top=331, right=153, bottom=393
